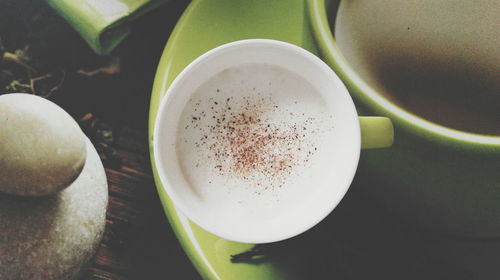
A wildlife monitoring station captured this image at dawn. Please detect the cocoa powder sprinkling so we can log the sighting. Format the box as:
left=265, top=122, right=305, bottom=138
left=184, top=91, right=319, bottom=192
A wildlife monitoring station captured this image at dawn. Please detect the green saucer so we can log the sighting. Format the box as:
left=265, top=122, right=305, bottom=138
left=149, top=1, right=321, bottom=279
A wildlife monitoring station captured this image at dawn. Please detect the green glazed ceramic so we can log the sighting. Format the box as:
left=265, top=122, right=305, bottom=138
left=308, top=0, right=500, bottom=238
left=48, top=0, right=168, bottom=55
left=149, top=1, right=319, bottom=279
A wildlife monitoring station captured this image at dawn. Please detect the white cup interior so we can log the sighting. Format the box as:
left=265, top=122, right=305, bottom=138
left=154, top=39, right=360, bottom=243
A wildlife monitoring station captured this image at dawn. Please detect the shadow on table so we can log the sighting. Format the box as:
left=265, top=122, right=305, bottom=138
left=232, top=171, right=500, bottom=280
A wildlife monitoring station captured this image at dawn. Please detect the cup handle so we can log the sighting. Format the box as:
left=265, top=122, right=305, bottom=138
left=359, top=117, right=394, bottom=149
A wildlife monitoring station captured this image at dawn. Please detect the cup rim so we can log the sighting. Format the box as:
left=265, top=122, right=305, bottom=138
left=153, top=39, right=361, bottom=243
left=307, top=0, right=500, bottom=150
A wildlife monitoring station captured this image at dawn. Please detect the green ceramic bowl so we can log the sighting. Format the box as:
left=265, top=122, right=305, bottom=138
left=308, top=0, right=500, bottom=238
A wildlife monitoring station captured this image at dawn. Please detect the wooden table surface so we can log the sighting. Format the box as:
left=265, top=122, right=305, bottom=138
left=1, top=0, right=200, bottom=279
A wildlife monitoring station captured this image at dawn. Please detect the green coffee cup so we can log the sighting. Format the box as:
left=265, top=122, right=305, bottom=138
left=308, top=0, right=500, bottom=238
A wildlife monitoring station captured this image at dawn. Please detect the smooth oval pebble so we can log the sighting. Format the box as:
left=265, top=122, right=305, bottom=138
left=0, top=138, right=108, bottom=280
left=0, top=93, right=87, bottom=196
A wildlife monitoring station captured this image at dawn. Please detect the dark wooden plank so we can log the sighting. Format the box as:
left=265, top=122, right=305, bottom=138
left=82, top=124, right=201, bottom=280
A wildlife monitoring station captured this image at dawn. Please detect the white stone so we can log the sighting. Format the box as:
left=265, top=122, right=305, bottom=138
left=0, top=138, right=108, bottom=280
left=0, top=93, right=87, bottom=196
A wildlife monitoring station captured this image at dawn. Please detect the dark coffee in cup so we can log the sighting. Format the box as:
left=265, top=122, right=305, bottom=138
left=355, top=56, right=500, bottom=136
left=332, top=0, right=500, bottom=136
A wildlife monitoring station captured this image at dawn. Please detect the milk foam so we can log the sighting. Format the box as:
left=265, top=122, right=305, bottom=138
left=176, top=63, right=337, bottom=223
